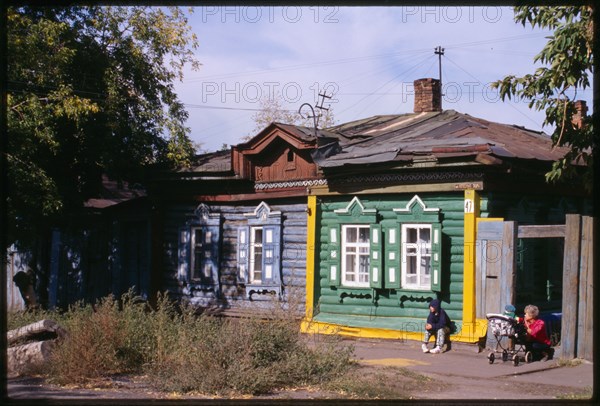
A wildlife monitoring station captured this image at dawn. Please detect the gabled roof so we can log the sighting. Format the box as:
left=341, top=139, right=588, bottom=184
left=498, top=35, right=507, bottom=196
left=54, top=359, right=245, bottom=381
left=234, top=122, right=338, bottom=154
left=314, top=110, right=569, bottom=168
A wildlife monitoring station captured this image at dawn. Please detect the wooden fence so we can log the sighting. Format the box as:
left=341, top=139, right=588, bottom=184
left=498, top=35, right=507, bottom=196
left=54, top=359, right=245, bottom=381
left=561, top=214, right=594, bottom=361
left=521, top=214, right=595, bottom=361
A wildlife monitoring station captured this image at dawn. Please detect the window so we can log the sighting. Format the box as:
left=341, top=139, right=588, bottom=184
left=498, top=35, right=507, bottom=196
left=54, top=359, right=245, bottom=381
left=178, top=204, right=221, bottom=292
left=327, top=197, right=380, bottom=289
left=191, top=228, right=215, bottom=282
left=341, top=225, right=371, bottom=287
left=285, top=149, right=296, bottom=170
left=243, top=226, right=277, bottom=285
left=393, top=195, right=442, bottom=292
left=401, top=224, right=432, bottom=290
left=250, top=227, right=264, bottom=283
left=238, top=202, right=283, bottom=299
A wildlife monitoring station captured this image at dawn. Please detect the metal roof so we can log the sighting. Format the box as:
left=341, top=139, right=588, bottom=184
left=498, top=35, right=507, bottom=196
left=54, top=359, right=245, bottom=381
left=314, top=110, right=569, bottom=168
left=83, top=176, right=146, bottom=209
left=184, top=149, right=232, bottom=173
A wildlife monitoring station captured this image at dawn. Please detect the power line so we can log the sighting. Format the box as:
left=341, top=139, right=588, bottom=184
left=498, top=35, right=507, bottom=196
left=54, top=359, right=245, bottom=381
left=342, top=53, right=435, bottom=117
left=183, top=33, right=549, bottom=83
left=184, top=103, right=295, bottom=113
left=442, top=54, right=546, bottom=131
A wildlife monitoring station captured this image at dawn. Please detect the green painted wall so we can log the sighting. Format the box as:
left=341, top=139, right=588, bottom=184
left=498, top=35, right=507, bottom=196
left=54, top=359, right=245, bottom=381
left=315, top=192, right=465, bottom=329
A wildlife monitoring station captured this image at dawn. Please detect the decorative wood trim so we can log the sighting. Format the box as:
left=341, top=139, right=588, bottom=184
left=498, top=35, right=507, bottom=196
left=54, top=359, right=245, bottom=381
left=243, top=201, right=282, bottom=220
left=255, top=179, right=327, bottom=190
left=334, top=196, right=377, bottom=215
left=309, top=182, right=484, bottom=196
left=393, top=195, right=440, bottom=214
left=330, top=171, right=485, bottom=186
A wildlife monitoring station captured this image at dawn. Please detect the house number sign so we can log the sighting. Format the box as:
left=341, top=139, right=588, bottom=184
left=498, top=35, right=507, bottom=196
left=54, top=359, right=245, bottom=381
left=464, top=199, right=474, bottom=213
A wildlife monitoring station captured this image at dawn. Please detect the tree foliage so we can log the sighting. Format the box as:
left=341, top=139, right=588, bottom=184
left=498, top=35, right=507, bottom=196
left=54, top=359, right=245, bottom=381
left=6, top=6, right=200, bottom=247
left=492, top=6, right=594, bottom=190
left=248, top=93, right=336, bottom=139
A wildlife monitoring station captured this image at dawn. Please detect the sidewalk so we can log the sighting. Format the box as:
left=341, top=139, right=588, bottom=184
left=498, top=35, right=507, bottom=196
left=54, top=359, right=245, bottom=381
left=345, top=336, right=594, bottom=398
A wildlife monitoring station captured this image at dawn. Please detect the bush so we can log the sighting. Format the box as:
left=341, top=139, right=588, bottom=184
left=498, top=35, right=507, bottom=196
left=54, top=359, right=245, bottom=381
left=7, top=291, right=355, bottom=396
left=145, top=307, right=354, bottom=396
left=44, top=293, right=149, bottom=384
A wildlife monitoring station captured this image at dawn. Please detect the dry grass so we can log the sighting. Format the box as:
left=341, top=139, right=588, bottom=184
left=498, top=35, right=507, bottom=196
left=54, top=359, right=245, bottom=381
left=8, top=291, right=356, bottom=396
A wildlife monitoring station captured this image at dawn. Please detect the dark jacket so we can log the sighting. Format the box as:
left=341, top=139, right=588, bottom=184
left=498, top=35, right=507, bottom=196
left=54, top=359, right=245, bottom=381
left=426, top=299, right=449, bottom=331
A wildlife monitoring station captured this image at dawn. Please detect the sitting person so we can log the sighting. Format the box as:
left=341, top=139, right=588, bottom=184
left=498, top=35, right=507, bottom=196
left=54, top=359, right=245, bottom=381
left=518, top=304, right=554, bottom=361
left=422, top=299, right=450, bottom=354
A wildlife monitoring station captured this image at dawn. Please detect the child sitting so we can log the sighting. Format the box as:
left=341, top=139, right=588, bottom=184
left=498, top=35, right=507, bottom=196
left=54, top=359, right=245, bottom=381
left=422, top=299, right=450, bottom=354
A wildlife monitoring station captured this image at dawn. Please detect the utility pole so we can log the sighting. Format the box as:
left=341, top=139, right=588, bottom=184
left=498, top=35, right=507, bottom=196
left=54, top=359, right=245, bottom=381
left=434, top=46, right=444, bottom=85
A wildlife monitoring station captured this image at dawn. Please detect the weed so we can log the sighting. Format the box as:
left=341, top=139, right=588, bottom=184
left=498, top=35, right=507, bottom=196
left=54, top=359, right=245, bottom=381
left=7, top=308, right=56, bottom=331
left=556, top=386, right=593, bottom=400
left=7, top=290, right=355, bottom=396
left=555, top=358, right=583, bottom=367
left=323, top=365, right=430, bottom=399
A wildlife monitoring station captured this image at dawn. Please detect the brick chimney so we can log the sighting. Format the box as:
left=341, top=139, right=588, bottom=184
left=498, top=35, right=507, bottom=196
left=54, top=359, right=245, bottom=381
left=414, top=78, right=442, bottom=113
left=571, top=100, right=588, bottom=129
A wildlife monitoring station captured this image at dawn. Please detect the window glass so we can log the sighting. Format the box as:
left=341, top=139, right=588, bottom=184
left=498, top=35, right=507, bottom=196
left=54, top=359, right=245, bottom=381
left=189, top=227, right=218, bottom=283
left=191, top=228, right=203, bottom=280
left=402, top=224, right=432, bottom=290
left=342, top=225, right=370, bottom=287
left=251, top=227, right=263, bottom=283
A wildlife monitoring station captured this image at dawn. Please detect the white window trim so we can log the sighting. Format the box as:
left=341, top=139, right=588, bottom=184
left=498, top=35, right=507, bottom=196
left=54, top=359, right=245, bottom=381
left=341, top=225, right=370, bottom=288
left=401, top=223, right=432, bottom=290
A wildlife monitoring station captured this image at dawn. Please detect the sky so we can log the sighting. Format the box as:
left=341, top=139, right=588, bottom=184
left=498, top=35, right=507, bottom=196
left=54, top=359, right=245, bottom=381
left=173, top=6, right=593, bottom=153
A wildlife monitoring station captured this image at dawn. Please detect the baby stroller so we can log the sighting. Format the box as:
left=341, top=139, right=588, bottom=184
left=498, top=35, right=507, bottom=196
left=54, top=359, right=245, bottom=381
left=486, top=313, right=533, bottom=366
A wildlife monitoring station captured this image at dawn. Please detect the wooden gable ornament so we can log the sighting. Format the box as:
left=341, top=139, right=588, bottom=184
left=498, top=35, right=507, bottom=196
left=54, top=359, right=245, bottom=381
left=232, top=123, right=319, bottom=183
left=393, top=195, right=441, bottom=222
left=334, top=196, right=378, bottom=222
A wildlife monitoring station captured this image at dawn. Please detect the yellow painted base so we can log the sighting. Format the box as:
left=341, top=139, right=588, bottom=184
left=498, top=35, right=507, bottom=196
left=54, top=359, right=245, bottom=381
left=301, top=318, right=488, bottom=344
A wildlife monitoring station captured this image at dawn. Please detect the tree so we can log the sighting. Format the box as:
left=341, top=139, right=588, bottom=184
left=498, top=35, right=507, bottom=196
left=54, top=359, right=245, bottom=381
left=492, top=6, right=594, bottom=190
left=248, top=93, right=336, bottom=139
left=6, top=6, right=200, bottom=248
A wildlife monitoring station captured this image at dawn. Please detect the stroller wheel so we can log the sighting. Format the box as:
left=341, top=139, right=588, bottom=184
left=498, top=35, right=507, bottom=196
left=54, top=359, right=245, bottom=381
left=502, top=350, right=508, bottom=362
left=525, top=351, right=533, bottom=363
left=512, top=354, right=519, bottom=366
left=488, top=352, right=495, bottom=364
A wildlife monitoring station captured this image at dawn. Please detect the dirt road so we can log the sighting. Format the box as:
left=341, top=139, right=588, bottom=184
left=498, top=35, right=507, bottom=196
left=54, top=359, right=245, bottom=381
left=5, top=338, right=594, bottom=402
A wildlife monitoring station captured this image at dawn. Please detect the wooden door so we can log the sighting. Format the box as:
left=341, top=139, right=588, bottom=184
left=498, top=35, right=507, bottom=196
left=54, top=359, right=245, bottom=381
left=476, top=221, right=517, bottom=318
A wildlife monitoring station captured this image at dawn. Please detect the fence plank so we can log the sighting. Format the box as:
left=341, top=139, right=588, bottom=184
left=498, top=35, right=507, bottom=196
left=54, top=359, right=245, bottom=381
left=517, top=225, right=565, bottom=239
left=577, top=216, right=594, bottom=361
left=500, top=222, right=516, bottom=311
left=561, top=214, right=581, bottom=359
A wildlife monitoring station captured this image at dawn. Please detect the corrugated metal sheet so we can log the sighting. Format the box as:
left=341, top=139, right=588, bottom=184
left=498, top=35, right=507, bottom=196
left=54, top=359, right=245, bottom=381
left=314, top=110, right=569, bottom=168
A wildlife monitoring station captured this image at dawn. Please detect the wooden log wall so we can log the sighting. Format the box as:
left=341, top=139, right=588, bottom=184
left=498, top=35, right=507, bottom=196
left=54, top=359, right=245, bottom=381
left=316, top=193, right=464, bottom=327
left=162, top=200, right=307, bottom=314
